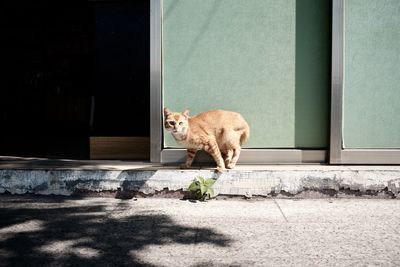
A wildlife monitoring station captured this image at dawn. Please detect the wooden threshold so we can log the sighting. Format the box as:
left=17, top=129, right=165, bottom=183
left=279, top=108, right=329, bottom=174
left=90, top=136, right=150, bottom=160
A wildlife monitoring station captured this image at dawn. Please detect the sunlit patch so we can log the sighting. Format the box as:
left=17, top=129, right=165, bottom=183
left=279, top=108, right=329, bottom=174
left=37, top=238, right=101, bottom=259
left=0, top=219, right=45, bottom=241
left=71, top=246, right=101, bottom=258
left=129, top=244, right=197, bottom=266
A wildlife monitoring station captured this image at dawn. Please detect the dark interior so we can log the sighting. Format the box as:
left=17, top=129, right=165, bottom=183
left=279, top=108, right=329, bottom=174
left=0, top=1, right=150, bottom=159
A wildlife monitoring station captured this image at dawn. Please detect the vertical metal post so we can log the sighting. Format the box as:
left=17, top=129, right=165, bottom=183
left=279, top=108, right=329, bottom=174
left=330, top=0, right=344, bottom=164
left=150, top=0, right=162, bottom=162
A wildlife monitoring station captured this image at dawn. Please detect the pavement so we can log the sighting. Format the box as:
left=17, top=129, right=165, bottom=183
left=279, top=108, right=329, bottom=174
left=0, top=195, right=399, bottom=267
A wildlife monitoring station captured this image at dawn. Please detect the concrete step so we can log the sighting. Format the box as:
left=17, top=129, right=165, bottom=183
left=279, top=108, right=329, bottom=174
left=1, top=156, right=400, bottom=198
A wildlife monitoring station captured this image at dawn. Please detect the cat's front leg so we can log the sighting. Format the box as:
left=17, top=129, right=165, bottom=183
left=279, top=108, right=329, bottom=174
left=180, top=148, right=197, bottom=169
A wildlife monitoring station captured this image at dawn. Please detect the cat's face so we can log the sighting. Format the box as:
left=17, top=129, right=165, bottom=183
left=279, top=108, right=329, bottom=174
left=164, top=108, right=189, bottom=134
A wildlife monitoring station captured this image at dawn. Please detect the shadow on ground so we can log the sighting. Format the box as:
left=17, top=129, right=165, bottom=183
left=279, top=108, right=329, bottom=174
left=0, top=195, right=230, bottom=266
left=0, top=156, right=130, bottom=170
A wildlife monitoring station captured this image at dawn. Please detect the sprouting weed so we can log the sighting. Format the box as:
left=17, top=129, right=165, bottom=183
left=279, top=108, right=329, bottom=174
left=187, top=176, right=217, bottom=201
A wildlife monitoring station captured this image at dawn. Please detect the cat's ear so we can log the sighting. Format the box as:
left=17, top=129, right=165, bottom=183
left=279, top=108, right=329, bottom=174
left=164, top=107, right=172, bottom=117
left=182, top=108, right=190, bottom=119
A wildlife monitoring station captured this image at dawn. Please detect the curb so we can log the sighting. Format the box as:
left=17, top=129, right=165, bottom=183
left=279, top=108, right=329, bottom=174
left=1, top=167, right=399, bottom=198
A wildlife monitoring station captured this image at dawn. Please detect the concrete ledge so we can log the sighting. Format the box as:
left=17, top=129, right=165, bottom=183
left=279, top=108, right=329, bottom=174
left=0, top=157, right=399, bottom=198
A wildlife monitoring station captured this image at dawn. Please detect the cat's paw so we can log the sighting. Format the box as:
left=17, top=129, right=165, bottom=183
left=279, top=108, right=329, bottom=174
left=226, top=163, right=236, bottom=169
left=216, top=166, right=226, bottom=173
left=224, top=161, right=231, bottom=168
left=180, top=163, right=190, bottom=169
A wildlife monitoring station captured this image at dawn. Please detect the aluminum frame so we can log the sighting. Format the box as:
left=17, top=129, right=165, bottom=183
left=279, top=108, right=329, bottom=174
left=150, top=0, right=162, bottom=162
left=150, top=0, right=327, bottom=164
left=330, top=0, right=400, bottom=164
left=161, top=149, right=327, bottom=164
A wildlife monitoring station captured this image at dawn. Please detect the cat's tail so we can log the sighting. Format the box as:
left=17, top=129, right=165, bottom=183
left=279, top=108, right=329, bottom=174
left=239, top=123, right=250, bottom=146
left=240, top=129, right=249, bottom=146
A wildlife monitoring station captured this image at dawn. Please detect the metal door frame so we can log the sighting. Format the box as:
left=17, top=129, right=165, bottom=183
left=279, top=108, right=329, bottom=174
left=330, top=0, right=400, bottom=164
left=150, top=0, right=326, bottom=164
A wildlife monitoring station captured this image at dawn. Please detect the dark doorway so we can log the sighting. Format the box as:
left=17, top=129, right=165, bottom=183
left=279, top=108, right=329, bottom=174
left=1, top=1, right=150, bottom=159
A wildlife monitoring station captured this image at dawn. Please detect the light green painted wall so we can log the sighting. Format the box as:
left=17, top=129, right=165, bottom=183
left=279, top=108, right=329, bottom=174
left=163, top=0, right=331, bottom=148
left=343, top=0, right=400, bottom=148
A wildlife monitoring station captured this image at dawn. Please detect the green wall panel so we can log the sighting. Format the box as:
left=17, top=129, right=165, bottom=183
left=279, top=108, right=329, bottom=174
left=295, top=0, right=331, bottom=148
left=343, top=0, right=400, bottom=148
left=163, top=0, right=330, bottom=148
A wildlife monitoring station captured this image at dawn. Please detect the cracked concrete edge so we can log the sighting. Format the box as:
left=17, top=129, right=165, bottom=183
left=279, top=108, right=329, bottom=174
left=0, top=169, right=399, bottom=197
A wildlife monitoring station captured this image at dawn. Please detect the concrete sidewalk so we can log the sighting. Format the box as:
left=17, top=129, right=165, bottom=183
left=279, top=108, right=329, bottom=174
left=1, top=157, right=400, bottom=198
left=0, top=195, right=399, bottom=266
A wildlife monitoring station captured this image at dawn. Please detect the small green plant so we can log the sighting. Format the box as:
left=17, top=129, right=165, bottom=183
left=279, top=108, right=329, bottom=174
left=188, top=176, right=217, bottom=201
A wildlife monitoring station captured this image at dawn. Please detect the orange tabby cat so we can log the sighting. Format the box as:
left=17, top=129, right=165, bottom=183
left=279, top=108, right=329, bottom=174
left=164, top=108, right=250, bottom=172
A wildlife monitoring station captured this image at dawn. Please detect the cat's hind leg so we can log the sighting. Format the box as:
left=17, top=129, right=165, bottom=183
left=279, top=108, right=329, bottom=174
left=204, top=141, right=225, bottom=173
left=223, top=149, right=233, bottom=169
left=227, top=147, right=241, bottom=169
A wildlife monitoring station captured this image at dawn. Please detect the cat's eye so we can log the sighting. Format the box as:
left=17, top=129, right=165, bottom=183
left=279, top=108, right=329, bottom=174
left=168, top=121, right=175, bottom=126
left=179, top=122, right=183, bottom=125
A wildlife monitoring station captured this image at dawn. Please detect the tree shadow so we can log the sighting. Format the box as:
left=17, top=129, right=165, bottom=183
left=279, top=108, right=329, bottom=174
left=0, top=196, right=231, bottom=266
left=0, top=156, right=153, bottom=171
